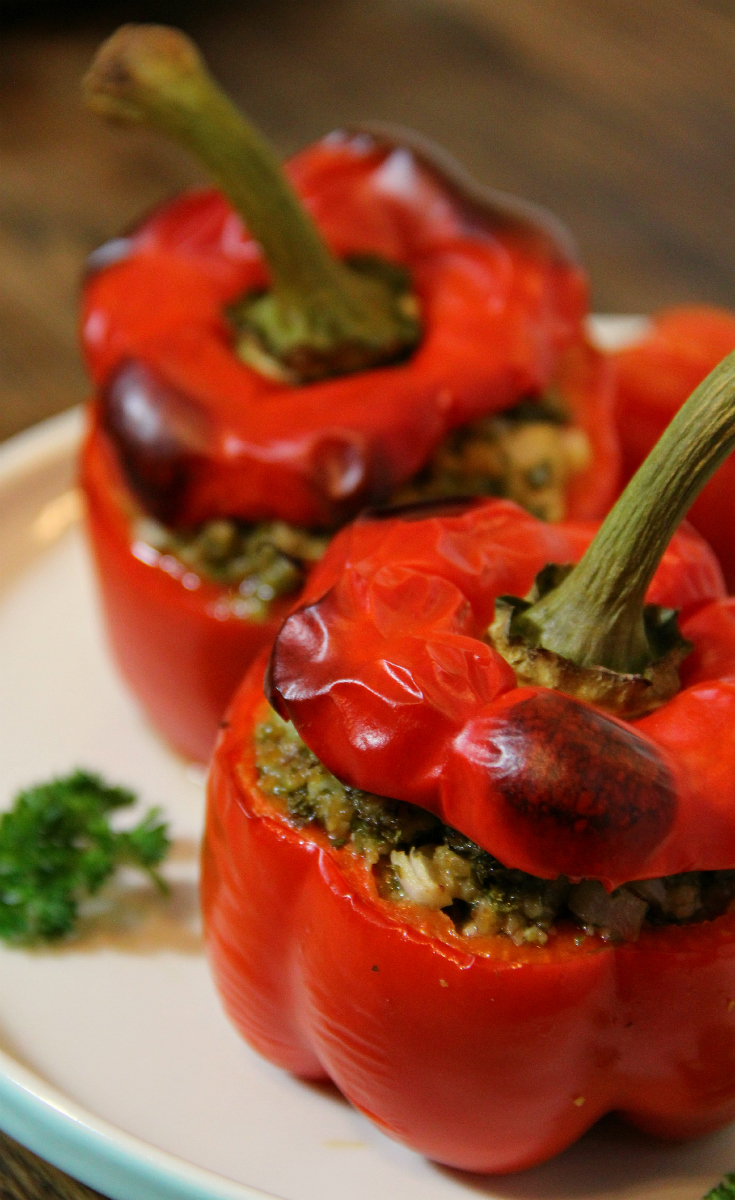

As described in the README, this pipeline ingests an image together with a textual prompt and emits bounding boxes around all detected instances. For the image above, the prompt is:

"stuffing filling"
[390,398,590,521]
[254,709,735,946]
[132,399,590,614]
[132,518,329,620]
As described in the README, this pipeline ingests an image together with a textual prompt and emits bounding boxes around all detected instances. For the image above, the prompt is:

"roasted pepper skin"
[203,648,735,1174]
[268,498,729,888]
[613,307,735,588]
[80,130,618,760]
[203,498,735,1170]
[81,132,616,528]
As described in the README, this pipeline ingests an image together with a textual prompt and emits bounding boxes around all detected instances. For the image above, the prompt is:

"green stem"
[513,350,735,673]
[83,24,418,379]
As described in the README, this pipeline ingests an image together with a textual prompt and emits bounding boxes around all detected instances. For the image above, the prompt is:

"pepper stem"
[511,351,735,674]
[83,24,419,381]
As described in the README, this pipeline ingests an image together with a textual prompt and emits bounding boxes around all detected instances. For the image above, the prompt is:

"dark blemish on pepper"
[371,964,379,972]
[490,692,676,877]
[101,360,211,525]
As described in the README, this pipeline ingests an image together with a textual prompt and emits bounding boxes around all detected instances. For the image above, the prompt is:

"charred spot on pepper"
[101,361,211,525]
[480,692,676,879]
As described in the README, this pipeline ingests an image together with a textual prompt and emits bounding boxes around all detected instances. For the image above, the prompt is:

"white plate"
[2,324,734,1200]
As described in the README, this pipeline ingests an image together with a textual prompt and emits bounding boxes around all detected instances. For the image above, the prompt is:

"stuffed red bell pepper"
[79,24,617,761]
[613,305,735,588]
[203,351,735,1173]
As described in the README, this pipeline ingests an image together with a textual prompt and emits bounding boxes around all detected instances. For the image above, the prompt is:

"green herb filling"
[254,711,735,947]
[132,400,590,615]
[390,397,590,522]
[133,517,329,619]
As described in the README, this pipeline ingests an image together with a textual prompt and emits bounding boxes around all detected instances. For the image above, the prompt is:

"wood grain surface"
[1,1,735,1196]
[2,0,735,445]
[0,1131,103,1199]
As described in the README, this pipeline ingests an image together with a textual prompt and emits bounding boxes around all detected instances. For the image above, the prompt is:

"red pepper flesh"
[80,425,292,761]
[81,131,618,759]
[613,306,735,588]
[82,132,616,527]
[203,645,735,1174]
[268,498,728,889]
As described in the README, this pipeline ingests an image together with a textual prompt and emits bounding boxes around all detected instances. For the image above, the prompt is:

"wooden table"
[1,0,734,1194]
[0,1131,103,1198]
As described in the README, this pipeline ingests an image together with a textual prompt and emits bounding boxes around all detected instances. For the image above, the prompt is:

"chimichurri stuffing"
[253,709,735,946]
[132,400,590,615]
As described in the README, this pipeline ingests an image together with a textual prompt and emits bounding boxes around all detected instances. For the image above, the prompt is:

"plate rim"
[0,408,282,1200]
[0,406,85,484]
[0,1047,281,1200]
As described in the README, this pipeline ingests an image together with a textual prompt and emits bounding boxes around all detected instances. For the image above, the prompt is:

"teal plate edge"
[0,1049,278,1200]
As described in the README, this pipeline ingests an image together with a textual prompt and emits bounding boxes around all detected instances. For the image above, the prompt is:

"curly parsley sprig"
[704,1174,735,1198]
[0,770,170,945]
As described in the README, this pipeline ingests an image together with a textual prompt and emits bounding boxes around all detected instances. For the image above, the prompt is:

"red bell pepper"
[203,351,735,1172]
[613,305,735,587]
[79,25,617,761]
[266,504,732,889]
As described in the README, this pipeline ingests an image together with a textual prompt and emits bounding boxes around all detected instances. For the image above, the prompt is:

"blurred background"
[1,0,735,443]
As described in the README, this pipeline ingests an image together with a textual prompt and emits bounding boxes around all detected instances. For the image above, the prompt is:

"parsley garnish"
[704,1175,735,1198]
[0,770,170,945]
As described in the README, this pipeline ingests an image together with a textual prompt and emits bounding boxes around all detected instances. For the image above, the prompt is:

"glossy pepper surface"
[613,306,735,587]
[203,482,735,1173]
[266,497,735,887]
[80,136,615,759]
[79,28,617,761]
[82,132,616,529]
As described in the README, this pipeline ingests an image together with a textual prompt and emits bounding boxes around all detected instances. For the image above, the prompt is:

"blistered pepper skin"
[202,654,735,1174]
[80,131,619,760]
[268,498,730,887]
[613,306,735,587]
